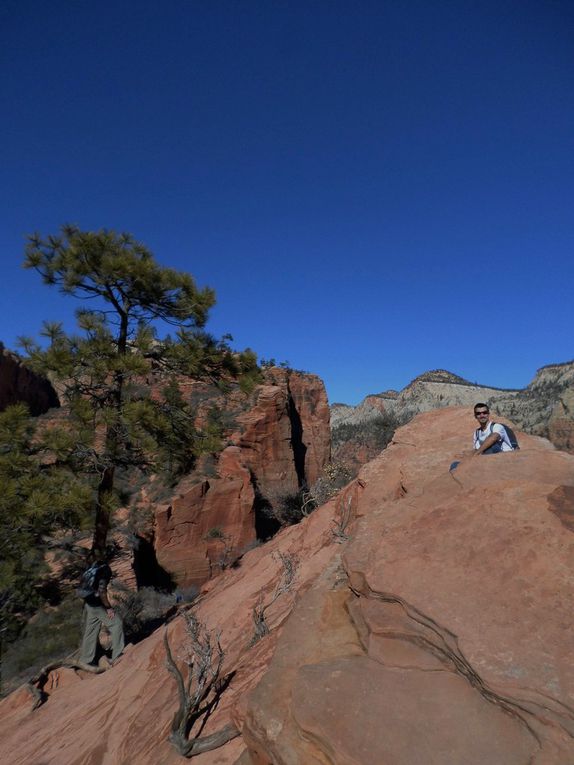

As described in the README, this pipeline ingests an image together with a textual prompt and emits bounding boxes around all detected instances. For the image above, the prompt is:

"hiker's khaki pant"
[80,603,124,664]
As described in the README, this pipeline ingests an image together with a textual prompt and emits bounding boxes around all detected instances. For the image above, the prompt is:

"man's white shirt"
[474,421,513,452]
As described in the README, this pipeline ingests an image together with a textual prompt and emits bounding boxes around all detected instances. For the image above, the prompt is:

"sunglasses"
[474,411,489,416]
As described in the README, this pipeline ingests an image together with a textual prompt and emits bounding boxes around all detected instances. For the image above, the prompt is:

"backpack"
[496,423,520,450]
[76,562,110,599]
[475,422,520,451]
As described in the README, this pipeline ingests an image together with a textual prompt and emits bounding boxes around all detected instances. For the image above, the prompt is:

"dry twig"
[250,552,298,646]
[331,494,353,543]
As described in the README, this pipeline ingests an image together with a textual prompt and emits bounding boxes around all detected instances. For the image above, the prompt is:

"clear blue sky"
[1,1,573,404]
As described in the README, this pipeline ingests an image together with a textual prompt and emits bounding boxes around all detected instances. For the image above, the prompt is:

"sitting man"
[472,402,514,455]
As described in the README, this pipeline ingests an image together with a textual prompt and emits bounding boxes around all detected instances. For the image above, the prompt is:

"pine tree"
[20,225,257,556]
[0,404,91,643]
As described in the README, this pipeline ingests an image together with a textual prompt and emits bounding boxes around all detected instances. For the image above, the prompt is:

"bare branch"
[26,658,106,710]
[164,616,238,758]
[331,494,353,543]
[249,552,298,646]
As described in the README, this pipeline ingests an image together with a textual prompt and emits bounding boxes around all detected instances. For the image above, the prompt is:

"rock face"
[2,407,574,764]
[153,369,331,588]
[0,344,59,415]
[243,410,574,764]
[495,360,574,453]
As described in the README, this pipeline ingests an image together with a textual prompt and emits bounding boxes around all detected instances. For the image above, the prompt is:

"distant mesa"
[407,368,472,385]
[331,362,574,470]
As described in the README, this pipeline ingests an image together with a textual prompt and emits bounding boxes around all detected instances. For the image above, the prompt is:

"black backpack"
[475,422,520,451]
[77,562,111,599]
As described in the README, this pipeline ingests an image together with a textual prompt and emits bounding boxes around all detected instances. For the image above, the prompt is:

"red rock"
[244,408,574,763]
[154,446,256,586]
[4,408,573,764]
[153,370,330,588]
[0,345,59,415]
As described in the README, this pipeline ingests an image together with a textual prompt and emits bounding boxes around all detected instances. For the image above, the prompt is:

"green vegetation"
[154,381,224,481]
[20,225,260,556]
[332,411,403,452]
[0,404,91,648]
[204,527,225,540]
[0,226,269,683]
[1,594,83,694]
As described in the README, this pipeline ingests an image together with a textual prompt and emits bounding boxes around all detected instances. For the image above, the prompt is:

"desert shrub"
[257,488,314,528]
[165,612,239,757]
[113,585,180,643]
[238,371,260,395]
[204,527,225,540]
[309,462,353,507]
[1,595,83,695]
[331,411,403,451]
[250,552,298,646]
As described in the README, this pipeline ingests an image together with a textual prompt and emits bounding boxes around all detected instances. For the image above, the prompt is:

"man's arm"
[474,431,501,455]
[97,580,115,619]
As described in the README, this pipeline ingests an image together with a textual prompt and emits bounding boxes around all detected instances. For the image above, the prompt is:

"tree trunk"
[92,309,127,557]
[92,464,115,557]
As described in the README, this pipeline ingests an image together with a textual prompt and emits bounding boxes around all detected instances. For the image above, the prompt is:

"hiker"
[472,403,517,455]
[78,558,125,667]
[450,403,518,471]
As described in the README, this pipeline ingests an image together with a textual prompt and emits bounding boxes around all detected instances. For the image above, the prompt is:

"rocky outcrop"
[494,360,574,453]
[0,344,59,415]
[153,369,331,588]
[242,411,574,764]
[3,408,574,764]
[154,446,256,586]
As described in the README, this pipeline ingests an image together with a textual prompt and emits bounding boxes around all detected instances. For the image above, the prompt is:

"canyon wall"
[153,369,331,587]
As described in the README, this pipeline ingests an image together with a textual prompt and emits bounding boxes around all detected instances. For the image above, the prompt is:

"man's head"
[474,403,490,425]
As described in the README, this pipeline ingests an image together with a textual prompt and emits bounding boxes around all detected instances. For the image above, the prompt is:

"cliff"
[151,367,331,588]
[0,344,59,415]
[494,360,574,453]
[2,407,574,764]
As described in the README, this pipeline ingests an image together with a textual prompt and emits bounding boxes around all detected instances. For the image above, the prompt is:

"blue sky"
[1,1,573,404]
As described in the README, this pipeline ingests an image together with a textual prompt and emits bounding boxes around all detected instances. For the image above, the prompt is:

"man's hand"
[454,450,475,461]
